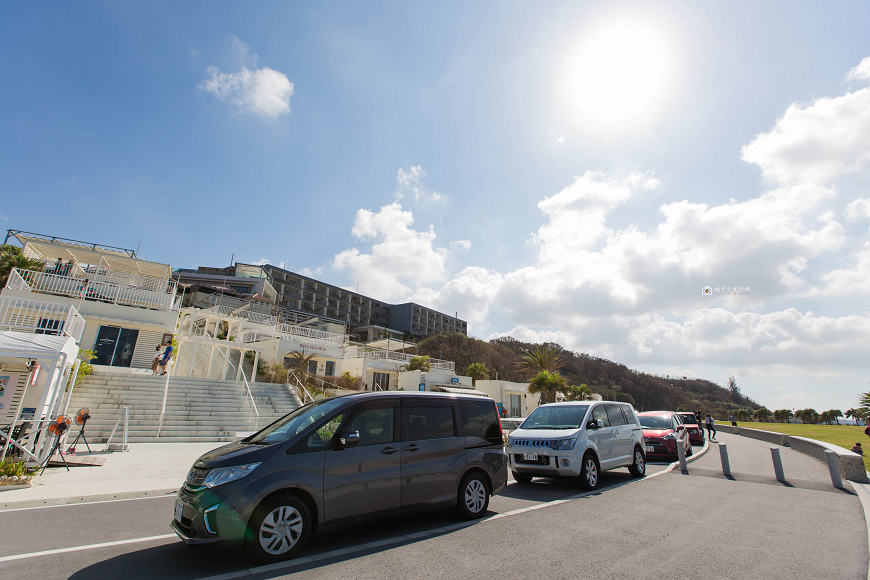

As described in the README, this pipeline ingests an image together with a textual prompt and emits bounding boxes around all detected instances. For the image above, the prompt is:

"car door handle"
[403,444,420,452]
[380,446,399,455]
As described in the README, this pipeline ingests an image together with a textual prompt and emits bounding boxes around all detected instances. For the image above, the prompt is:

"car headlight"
[550,439,576,450]
[201,462,261,488]
[507,437,517,446]
[662,433,676,441]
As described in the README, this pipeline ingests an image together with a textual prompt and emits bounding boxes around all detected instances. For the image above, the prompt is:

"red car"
[638,411,692,460]
[677,412,705,445]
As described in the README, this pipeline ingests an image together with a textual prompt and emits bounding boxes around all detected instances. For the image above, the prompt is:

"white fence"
[0,294,86,343]
[9,267,176,310]
[343,346,455,370]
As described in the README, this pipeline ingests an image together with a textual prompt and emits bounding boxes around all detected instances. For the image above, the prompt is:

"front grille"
[184,468,209,491]
[176,516,197,538]
[514,454,551,466]
[512,439,554,448]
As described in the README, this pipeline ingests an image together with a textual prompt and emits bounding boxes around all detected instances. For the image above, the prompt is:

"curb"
[0,488,179,511]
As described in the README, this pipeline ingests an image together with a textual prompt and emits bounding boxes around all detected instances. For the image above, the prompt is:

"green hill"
[417,334,760,415]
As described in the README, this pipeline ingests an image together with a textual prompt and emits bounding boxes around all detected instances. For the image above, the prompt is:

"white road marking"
[0,493,176,514]
[0,534,177,563]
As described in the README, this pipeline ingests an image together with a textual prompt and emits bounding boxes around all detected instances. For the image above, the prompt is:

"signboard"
[450,377,460,384]
[419,383,426,391]
[0,373,19,412]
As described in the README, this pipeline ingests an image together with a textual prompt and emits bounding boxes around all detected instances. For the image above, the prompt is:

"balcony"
[343,347,455,371]
[7,267,177,311]
[0,295,86,343]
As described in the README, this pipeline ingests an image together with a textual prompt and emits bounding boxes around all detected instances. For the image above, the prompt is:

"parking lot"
[1,434,865,580]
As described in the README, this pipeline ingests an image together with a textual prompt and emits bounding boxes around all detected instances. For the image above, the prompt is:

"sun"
[554,16,676,137]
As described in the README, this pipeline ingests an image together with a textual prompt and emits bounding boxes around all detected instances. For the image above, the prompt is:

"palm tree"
[829,409,843,425]
[565,384,594,401]
[407,356,431,372]
[753,407,771,423]
[465,363,489,386]
[528,370,568,405]
[0,245,44,287]
[819,410,831,425]
[846,409,862,425]
[516,345,567,376]
[773,409,793,423]
[285,350,316,385]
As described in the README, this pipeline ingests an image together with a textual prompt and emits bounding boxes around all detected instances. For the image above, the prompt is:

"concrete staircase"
[65,368,301,443]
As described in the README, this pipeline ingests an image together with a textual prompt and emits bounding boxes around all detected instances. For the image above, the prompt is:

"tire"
[512,471,534,484]
[456,472,490,519]
[245,494,312,563]
[579,452,600,491]
[686,444,693,457]
[628,446,646,478]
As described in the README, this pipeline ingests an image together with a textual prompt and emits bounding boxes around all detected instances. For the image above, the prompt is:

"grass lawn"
[717,421,870,471]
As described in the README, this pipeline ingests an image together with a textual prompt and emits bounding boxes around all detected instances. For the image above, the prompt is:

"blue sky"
[3,1,870,410]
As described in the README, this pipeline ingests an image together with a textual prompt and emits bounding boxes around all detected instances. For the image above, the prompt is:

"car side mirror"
[586,420,597,430]
[596,419,605,429]
[339,430,360,446]
[676,425,685,431]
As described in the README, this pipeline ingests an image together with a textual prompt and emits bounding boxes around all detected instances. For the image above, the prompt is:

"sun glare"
[556,17,675,136]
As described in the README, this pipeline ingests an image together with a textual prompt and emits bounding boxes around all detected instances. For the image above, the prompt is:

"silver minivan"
[506,401,646,489]
[172,391,507,562]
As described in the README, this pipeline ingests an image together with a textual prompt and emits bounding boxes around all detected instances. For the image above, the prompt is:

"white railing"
[240,369,259,430]
[0,295,86,343]
[9,267,176,311]
[275,323,346,346]
[343,347,455,371]
[205,305,278,326]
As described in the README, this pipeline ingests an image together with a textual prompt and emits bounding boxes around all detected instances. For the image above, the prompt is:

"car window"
[591,405,610,427]
[346,405,395,446]
[249,398,346,444]
[606,404,626,426]
[459,399,501,445]
[622,405,636,424]
[672,416,681,431]
[306,411,346,449]
[638,415,672,429]
[405,406,455,440]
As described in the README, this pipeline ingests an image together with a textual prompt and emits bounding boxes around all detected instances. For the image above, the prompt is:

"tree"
[727,376,741,403]
[465,363,489,386]
[773,409,793,423]
[516,345,567,376]
[528,371,568,405]
[753,407,772,423]
[846,408,862,425]
[735,409,751,422]
[336,371,363,391]
[796,408,820,424]
[859,392,870,423]
[819,411,831,425]
[565,384,594,401]
[0,244,44,288]
[828,409,843,425]
[285,350,316,385]
[407,356,431,372]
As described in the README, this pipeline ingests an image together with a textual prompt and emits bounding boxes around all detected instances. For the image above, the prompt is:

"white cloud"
[198,38,294,119]
[846,198,870,220]
[846,56,870,82]
[299,266,325,278]
[251,258,271,266]
[741,85,870,185]
[0,214,8,221]
[333,202,449,301]
[395,165,444,202]
[449,240,472,252]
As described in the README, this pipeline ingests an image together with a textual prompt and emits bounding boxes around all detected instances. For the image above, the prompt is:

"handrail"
[288,369,317,405]
[155,359,173,437]
[240,368,259,430]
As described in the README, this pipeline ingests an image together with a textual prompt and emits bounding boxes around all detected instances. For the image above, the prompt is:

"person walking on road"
[705,413,716,441]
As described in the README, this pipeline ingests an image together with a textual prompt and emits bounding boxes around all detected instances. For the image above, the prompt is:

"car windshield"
[639,415,673,430]
[678,414,697,425]
[520,406,589,430]
[247,398,347,444]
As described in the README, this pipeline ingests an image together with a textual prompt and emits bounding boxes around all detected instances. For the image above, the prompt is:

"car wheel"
[629,446,646,478]
[245,494,311,563]
[579,452,600,491]
[686,443,693,457]
[512,471,533,484]
[456,472,490,519]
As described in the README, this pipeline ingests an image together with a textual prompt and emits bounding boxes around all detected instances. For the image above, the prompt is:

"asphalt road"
[0,441,864,580]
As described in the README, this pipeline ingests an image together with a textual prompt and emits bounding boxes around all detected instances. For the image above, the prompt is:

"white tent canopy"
[0,331,78,359]
[432,385,491,397]
[17,234,171,279]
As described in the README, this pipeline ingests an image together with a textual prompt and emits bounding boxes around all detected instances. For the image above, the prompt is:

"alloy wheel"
[258,506,304,555]
[585,457,598,487]
[464,479,487,514]
[635,450,645,473]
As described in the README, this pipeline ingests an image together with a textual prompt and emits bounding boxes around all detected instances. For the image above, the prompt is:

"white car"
[506,401,646,490]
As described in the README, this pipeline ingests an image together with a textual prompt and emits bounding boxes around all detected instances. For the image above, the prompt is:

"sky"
[2,1,870,411]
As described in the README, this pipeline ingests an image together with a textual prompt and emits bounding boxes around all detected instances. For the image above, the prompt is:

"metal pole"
[824,450,844,489]
[676,438,688,473]
[770,448,785,482]
[719,443,731,476]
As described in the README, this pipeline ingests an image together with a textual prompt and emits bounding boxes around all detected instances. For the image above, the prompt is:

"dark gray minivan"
[171,391,507,562]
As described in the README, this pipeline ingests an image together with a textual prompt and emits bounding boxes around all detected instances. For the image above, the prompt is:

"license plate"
[645,446,654,453]
[523,451,539,461]
[174,500,184,523]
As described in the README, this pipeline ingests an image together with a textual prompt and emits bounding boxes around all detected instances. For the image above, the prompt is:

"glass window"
[459,400,501,444]
[521,405,590,429]
[308,361,318,375]
[249,398,346,445]
[307,412,345,449]
[405,406,455,440]
[372,372,390,390]
[325,361,335,377]
[346,405,394,446]
[93,326,139,367]
[622,405,637,424]
[638,415,673,430]
[509,394,522,418]
[591,405,610,427]
[606,404,627,426]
